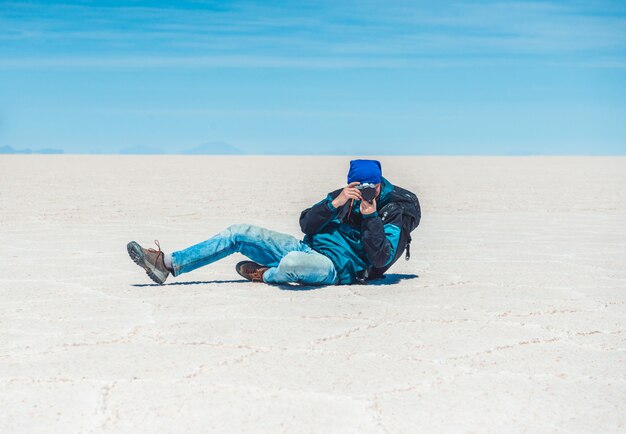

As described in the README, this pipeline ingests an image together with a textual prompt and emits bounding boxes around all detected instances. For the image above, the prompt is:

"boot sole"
[127,241,167,285]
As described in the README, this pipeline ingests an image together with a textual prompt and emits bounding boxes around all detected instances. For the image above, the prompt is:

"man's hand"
[360,197,377,215]
[331,182,362,208]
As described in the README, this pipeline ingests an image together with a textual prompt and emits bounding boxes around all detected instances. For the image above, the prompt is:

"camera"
[356,183,377,202]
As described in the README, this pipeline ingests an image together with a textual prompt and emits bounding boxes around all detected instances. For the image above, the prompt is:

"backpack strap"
[355,268,369,285]
[405,235,411,260]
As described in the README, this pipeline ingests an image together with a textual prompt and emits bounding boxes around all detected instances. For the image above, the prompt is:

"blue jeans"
[170,224,338,285]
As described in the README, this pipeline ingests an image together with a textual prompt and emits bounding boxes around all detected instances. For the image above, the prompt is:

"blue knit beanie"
[347,159,382,184]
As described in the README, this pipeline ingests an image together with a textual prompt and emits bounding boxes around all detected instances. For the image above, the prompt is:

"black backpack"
[367,185,421,280]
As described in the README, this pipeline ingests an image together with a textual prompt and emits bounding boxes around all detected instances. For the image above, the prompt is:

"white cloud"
[1,0,624,68]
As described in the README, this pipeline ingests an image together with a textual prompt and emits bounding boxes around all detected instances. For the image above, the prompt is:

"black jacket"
[300,177,420,284]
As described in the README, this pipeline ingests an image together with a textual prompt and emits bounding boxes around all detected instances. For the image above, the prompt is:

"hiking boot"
[127,240,170,284]
[236,261,269,283]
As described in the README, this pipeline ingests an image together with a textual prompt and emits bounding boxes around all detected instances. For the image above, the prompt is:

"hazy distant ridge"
[0,145,64,154]
[0,142,246,155]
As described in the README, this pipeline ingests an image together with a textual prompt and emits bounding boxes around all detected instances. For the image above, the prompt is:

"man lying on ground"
[127,159,420,286]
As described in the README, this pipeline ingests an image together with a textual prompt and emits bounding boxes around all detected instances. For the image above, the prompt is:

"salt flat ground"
[0,156,624,433]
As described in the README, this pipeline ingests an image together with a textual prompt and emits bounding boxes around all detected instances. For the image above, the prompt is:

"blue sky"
[1,0,625,154]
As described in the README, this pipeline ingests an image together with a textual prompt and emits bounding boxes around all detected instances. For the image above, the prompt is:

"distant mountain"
[0,145,64,154]
[0,146,30,154]
[119,146,165,154]
[182,142,244,155]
